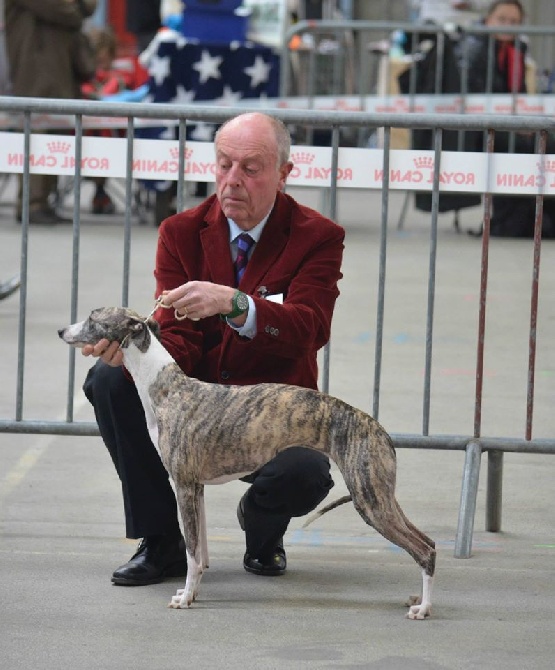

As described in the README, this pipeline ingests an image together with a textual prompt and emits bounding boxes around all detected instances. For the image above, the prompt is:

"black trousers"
[83,361,334,560]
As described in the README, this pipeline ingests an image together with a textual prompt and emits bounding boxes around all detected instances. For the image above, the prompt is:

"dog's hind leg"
[351,495,436,620]
[168,482,205,609]
[199,491,209,570]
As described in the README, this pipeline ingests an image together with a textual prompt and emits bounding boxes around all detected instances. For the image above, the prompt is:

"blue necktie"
[234,233,254,286]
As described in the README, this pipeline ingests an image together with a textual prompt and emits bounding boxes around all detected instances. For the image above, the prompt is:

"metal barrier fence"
[280,20,555,104]
[0,96,554,560]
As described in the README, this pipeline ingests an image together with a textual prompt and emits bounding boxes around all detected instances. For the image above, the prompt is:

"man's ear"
[278,161,294,191]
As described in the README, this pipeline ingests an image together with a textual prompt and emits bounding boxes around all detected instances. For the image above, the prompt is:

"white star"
[192,50,223,85]
[216,85,243,106]
[244,56,271,89]
[149,53,171,86]
[189,122,216,142]
[173,85,196,105]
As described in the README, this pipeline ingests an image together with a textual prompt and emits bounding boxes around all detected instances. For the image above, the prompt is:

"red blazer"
[154,191,345,390]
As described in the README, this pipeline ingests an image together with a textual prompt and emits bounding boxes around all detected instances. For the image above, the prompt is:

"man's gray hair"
[214,113,291,168]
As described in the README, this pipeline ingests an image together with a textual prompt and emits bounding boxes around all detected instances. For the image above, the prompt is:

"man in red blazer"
[83,112,345,586]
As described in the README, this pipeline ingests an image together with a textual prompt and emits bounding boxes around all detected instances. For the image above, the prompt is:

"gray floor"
[1,179,554,669]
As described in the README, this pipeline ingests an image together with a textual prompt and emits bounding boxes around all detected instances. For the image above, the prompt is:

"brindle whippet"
[59,306,436,619]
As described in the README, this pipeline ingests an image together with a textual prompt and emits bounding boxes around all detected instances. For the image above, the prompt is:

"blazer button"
[221,371,230,381]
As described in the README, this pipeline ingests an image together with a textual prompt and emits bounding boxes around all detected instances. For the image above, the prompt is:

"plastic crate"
[181,8,249,43]
[183,0,243,13]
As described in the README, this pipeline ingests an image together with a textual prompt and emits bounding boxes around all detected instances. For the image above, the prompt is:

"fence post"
[454,439,482,558]
[485,450,503,532]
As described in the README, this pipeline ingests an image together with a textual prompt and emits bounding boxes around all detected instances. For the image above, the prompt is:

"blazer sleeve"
[152,219,206,374]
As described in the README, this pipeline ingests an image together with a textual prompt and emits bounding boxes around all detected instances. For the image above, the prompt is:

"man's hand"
[162,281,237,320]
[81,339,124,367]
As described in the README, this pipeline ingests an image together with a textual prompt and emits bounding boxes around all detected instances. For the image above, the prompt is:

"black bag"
[490,196,555,238]
[71,31,96,84]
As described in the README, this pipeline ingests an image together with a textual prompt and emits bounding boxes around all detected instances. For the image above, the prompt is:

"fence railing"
[1,96,554,560]
[280,19,555,103]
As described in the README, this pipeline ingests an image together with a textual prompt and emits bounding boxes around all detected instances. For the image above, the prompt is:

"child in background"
[82,27,135,215]
[82,27,135,100]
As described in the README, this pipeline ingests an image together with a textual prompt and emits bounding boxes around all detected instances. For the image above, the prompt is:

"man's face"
[215,116,292,231]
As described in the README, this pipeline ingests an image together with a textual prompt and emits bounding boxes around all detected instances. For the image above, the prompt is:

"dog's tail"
[302,495,352,528]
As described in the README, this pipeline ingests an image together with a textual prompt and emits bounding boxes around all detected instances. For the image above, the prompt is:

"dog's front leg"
[168,482,204,609]
[407,570,433,620]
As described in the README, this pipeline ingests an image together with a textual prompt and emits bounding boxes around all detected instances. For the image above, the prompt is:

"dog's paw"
[168,587,196,609]
[406,603,431,620]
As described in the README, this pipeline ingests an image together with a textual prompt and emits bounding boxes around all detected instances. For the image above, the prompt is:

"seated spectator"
[463,0,555,237]
[463,0,527,96]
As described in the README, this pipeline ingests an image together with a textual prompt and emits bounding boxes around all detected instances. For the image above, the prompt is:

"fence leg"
[485,450,503,532]
[397,191,411,230]
[454,440,482,559]
[319,187,332,219]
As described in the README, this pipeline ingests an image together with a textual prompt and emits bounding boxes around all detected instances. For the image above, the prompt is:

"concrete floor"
[1,179,554,669]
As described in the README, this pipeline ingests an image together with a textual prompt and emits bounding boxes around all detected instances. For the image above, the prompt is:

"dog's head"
[58,307,160,350]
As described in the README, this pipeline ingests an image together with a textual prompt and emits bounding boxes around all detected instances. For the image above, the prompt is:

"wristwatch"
[221,290,249,319]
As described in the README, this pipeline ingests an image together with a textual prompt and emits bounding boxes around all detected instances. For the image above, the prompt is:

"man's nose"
[226,164,242,185]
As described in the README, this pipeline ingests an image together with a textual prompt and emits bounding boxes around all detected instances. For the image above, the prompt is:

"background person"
[464,0,555,237]
[125,0,161,53]
[81,26,135,215]
[5,0,97,225]
[81,112,345,586]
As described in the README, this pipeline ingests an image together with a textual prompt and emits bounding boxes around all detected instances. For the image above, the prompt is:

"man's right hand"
[81,339,124,367]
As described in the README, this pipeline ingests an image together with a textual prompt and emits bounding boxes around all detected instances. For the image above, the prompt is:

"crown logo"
[291,152,315,165]
[170,147,193,160]
[394,99,409,112]
[47,141,71,154]
[536,160,555,173]
[414,156,434,170]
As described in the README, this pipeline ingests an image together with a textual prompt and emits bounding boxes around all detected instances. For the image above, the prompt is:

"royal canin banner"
[1,131,555,195]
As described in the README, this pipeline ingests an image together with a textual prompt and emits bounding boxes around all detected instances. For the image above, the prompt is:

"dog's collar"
[119,332,133,349]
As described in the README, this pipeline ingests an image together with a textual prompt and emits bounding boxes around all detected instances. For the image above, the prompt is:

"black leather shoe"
[111,534,187,586]
[237,493,286,576]
[243,541,287,577]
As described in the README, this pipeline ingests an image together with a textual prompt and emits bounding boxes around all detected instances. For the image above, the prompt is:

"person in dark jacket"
[126,0,161,52]
[5,0,97,224]
[463,0,555,237]
[463,0,526,97]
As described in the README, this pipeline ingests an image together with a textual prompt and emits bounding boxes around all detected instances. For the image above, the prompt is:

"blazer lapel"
[201,200,235,287]
[200,193,291,291]
[240,193,290,292]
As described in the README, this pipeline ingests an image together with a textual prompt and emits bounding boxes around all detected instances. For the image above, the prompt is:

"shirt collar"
[228,207,273,245]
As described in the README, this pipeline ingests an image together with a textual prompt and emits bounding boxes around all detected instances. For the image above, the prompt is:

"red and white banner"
[1,131,555,195]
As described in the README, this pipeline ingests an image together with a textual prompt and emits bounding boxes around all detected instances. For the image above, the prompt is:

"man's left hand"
[162,281,237,320]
